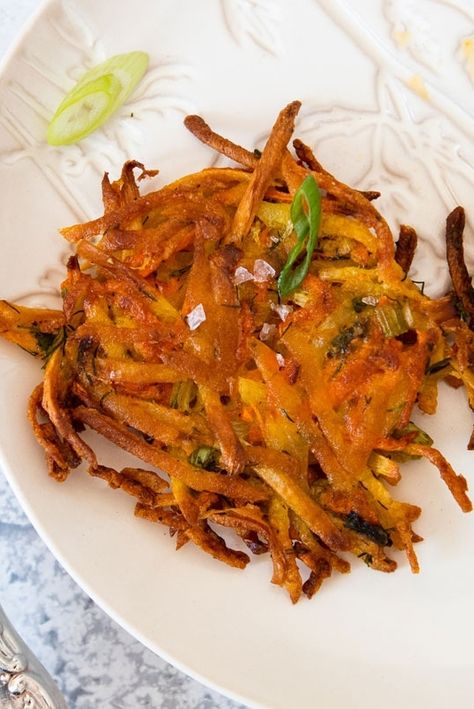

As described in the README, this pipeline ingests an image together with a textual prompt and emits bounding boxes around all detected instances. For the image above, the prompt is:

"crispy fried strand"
[184,115,256,169]
[229,101,301,244]
[395,224,418,273]
[405,443,472,513]
[446,206,474,325]
[72,405,269,502]
[42,349,96,466]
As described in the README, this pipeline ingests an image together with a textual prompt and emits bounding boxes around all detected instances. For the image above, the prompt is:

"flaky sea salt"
[253,259,276,283]
[275,353,285,368]
[272,303,293,321]
[259,323,276,341]
[234,266,254,285]
[361,295,378,306]
[185,303,206,331]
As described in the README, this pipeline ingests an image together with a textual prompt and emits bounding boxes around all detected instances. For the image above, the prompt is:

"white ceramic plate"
[1,1,474,707]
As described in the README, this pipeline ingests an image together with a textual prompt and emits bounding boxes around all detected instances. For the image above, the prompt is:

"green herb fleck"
[327,321,366,358]
[189,446,220,471]
[352,297,367,313]
[30,326,67,364]
[33,330,57,354]
[345,511,391,547]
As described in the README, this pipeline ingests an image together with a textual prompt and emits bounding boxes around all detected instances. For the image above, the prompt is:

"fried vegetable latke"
[1,101,473,602]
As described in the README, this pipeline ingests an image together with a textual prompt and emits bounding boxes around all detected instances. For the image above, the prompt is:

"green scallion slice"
[47,74,121,146]
[189,446,221,471]
[46,51,149,146]
[277,174,321,299]
[374,303,409,338]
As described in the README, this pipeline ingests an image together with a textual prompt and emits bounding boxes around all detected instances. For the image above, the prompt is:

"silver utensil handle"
[0,602,67,708]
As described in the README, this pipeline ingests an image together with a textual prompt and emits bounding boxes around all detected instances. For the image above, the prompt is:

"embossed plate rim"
[0,2,473,708]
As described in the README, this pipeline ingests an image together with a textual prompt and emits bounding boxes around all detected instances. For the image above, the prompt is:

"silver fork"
[0,602,67,708]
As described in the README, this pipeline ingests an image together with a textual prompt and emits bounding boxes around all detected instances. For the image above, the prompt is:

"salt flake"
[234,266,254,285]
[186,303,206,331]
[253,259,276,283]
[259,323,276,341]
[276,353,285,368]
[272,303,293,321]
[361,296,378,306]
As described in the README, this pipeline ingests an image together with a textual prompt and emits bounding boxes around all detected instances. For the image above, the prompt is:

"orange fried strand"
[72,405,269,502]
[229,101,301,244]
[184,114,257,169]
[446,206,474,326]
[405,444,472,513]
[395,224,418,274]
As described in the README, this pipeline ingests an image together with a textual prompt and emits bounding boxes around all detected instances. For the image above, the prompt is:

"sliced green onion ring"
[277,174,321,299]
[46,51,149,146]
[47,74,121,146]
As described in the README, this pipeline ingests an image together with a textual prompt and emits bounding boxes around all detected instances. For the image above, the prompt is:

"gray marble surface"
[0,1,243,707]
[0,476,242,709]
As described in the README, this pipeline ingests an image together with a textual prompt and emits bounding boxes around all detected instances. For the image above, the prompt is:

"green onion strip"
[47,51,149,146]
[277,174,321,299]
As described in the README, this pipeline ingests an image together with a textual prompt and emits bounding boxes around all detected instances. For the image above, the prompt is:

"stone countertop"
[0,2,243,707]
[0,475,242,708]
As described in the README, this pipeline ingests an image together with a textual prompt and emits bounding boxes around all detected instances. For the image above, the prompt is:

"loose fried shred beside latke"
[1,101,473,602]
